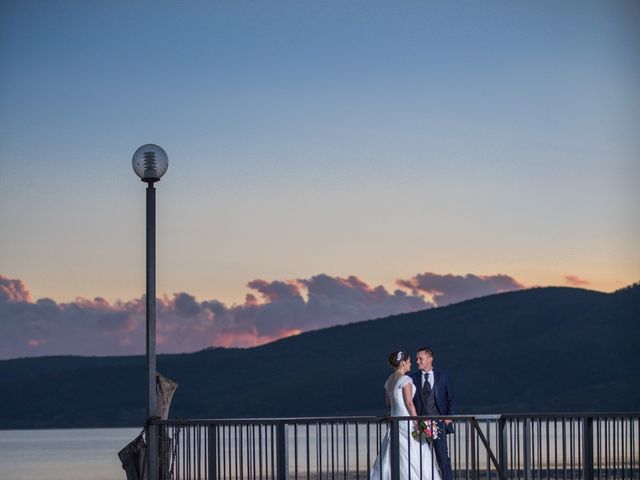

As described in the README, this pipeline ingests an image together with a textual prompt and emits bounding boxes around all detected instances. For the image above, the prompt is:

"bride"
[370,351,442,480]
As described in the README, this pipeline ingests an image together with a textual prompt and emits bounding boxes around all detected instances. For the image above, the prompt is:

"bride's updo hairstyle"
[388,351,409,368]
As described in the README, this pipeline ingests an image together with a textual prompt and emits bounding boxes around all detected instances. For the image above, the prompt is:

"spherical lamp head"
[132,144,169,183]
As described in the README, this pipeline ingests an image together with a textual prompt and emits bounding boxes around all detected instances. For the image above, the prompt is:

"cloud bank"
[397,272,524,306]
[0,272,524,359]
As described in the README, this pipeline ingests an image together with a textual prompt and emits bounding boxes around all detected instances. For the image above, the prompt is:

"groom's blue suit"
[410,369,455,480]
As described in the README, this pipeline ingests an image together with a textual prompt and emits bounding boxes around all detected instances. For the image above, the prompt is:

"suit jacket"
[410,368,455,434]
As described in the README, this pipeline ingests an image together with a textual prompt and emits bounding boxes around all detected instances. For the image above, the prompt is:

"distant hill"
[1,285,639,429]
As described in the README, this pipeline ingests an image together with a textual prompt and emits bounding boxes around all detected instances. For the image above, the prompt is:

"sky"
[1,1,638,359]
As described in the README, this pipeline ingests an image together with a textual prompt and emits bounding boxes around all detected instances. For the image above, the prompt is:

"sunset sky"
[1,1,638,358]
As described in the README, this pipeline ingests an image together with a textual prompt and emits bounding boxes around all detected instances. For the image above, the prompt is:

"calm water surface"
[0,428,140,480]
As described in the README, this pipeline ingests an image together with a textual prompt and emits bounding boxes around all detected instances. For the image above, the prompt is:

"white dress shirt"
[421,369,434,389]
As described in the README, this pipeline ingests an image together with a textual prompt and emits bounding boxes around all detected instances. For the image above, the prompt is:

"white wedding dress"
[369,375,442,480]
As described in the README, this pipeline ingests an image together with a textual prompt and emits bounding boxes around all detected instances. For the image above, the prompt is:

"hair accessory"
[396,351,403,363]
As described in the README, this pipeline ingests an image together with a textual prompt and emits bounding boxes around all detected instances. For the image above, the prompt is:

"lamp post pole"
[132,144,169,480]
[146,180,159,480]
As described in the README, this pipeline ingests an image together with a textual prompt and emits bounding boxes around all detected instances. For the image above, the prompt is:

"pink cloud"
[0,275,31,303]
[564,275,591,287]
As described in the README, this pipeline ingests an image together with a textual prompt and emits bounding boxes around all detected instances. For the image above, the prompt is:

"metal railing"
[497,414,639,480]
[148,413,640,480]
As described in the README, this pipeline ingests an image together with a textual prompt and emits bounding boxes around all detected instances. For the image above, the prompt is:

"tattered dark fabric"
[118,434,146,480]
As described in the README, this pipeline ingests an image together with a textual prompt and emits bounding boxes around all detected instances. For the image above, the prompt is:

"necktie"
[422,372,431,397]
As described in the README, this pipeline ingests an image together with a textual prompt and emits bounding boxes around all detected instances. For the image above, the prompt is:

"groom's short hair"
[417,347,434,358]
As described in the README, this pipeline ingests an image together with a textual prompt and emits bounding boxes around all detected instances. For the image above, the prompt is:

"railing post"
[158,424,169,480]
[147,423,158,480]
[523,419,532,480]
[470,419,477,480]
[583,416,594,480]
[208,424,217,480]
[498,417,507,475]
[276,422,289,480]
[390,419,400,480]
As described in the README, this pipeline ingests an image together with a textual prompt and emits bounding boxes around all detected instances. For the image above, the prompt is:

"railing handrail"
[151,412,640,425]
[498,412,640,419]
[153,415,478,425]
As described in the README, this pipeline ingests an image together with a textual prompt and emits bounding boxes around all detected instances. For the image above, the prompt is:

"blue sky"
[0,1,638,356]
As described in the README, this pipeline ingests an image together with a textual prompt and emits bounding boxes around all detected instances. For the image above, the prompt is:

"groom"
[410,347,455,480]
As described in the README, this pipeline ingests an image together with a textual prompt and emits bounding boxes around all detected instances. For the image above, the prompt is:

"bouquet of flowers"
[411,419,440,442]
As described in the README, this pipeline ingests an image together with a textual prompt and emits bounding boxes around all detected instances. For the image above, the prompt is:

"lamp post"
[132,144,169,480]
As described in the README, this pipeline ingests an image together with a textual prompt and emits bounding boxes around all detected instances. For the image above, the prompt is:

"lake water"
[0,428,140,480]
